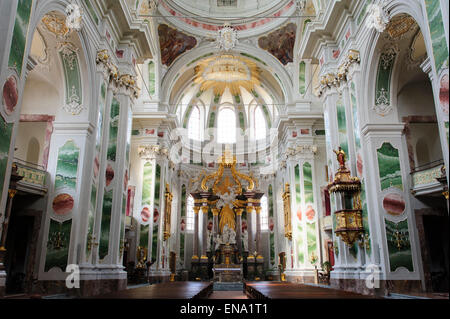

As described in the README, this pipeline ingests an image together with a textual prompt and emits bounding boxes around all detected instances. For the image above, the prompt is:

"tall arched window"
[217,107,236,143]
[254,106,266,140]
[186,195,195,231]
[188,106,201,141]
[261,195,269,231]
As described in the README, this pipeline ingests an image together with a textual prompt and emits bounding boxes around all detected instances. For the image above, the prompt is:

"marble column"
[235,208,243,255]
[255,206,262,257]
[247,206,255,258]
[192,206,200,260]
[200,206,209,260]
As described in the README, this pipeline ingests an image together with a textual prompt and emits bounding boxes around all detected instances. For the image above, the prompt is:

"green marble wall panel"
[86,184,96,259]
[83,0,99,24]
[183,105,192,128]
[350,82,361,150]
[385,219,413,272]
[107,98,120,161]
[336,99,348,155]
[140,224,149,248]
[303,162,314,204]
[45,219,72,271]
[99,190,113,260]
[239,112,245,132]
[425,0,449,73]
[55,140,80,190]
[297,223,304,264]
[294,164,301,206]
[208,112,215,128]
[377,143,403,191]
[299,61,306,95]
[142,162,153,206]
[0,116,13,200]
[148,61,156,95]
[261,105,271,127]
[8,0,33,76]
[306,222,317,263]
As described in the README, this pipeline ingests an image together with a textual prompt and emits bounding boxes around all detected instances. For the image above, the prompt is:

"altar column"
[255,206,262,257]
[200,206,209,260]
[192,207,200,260]
[235,208,243,255]
[247,206,255,257]
[212,207,219,241]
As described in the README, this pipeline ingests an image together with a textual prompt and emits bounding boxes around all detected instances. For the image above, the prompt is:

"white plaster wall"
[13,122,47,166]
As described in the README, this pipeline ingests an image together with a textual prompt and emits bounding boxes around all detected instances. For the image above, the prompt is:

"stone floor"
[208,291,248,299]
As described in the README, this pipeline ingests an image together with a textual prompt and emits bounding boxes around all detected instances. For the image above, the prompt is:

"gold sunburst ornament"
[194,54,261,96]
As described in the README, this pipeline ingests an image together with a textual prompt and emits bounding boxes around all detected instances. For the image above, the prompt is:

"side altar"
[189,152,264,282]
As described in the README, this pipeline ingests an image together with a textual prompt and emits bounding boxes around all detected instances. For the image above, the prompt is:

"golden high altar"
[189,152,264,282]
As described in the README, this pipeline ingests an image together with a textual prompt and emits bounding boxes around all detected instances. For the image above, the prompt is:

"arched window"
[254,106,266,140]
[217,107,236,143]
[188,106,201,141]
[186,195,195,231]
[261,195,269,231]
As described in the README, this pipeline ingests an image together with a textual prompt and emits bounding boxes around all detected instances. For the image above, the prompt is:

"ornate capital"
[193,206,200,214]
[201,206,209,214]
[139,144,159,160]
[318,50,360,97]
[65,1,83,32]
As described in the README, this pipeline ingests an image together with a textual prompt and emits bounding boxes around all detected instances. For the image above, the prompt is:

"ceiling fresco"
[258,22,297,65]
[158,24,197,66]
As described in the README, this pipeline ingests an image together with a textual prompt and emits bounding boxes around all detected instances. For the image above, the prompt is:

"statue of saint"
[333,147,347,169]
[221,224,236,245]
[242,229,248,251]
[214,234,222,251]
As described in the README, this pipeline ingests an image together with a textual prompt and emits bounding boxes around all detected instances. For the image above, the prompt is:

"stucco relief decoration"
[385,14,417,41]
[295,0,306,12]
[42,13,70,39]
[440,73,449,115]
[374,45,398,116]
[365,2,389,33]
[216,24,238,52]
[258,23,296,65]
[59,42,84,115]
[65,1,83,32]
[158,24,197,66]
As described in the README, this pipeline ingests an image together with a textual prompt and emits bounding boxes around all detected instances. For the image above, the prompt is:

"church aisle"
[208,291,248,299]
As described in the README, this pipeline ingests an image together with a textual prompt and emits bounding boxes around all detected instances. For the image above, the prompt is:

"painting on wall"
[258,23,296,65]
[377,142,403,191]
[3,76,19,115]
[0,115,13,200]
[424,0,449,73]
[52,193,74,216]
[45,219,72,272]
[383,193,406,216]
[8,0,33,77]
[385,219,414,272]
[55,140,80,190]
[158,24,197,67]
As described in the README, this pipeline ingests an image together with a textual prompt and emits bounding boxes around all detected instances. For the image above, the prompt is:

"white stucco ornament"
[216,24,238,52]
[65,1,83,32]
[296,0,307,12]
[365,3,389,33]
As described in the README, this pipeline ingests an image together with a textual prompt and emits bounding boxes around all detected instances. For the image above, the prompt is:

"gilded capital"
[201,206,209,214]
[235,208,244,216]
[212,208,219,216]
[139,144,159,160]
[193,206,201,214]
[255,207,262,214]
